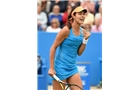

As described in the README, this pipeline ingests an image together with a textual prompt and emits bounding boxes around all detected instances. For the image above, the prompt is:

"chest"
[37,14,44,21]
[62,32,83,47]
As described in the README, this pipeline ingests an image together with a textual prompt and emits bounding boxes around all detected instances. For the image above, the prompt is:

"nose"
[82,15,85,19]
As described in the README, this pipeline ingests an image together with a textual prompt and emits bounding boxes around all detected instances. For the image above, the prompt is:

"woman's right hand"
[48,68,56,77]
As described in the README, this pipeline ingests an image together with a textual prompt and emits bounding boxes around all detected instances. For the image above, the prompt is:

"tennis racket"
[53,74,83,90]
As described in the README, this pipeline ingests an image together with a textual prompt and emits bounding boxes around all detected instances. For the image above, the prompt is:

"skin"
[53,5,60,15]
[95,18,100,29]
[81,0,95,13]
[48,10,91,90]
[37,5,41,26]
[67,5,72,15]
[83,24,91,32]
[37,5,46,31]
[41,0,47,11]
[51,19,60,29]
[37,5,41,14]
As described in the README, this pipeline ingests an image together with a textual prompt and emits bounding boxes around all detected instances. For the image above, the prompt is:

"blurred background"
[37,0,102,90]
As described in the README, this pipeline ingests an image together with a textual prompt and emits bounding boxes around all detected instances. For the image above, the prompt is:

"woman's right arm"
[48,26,70,76]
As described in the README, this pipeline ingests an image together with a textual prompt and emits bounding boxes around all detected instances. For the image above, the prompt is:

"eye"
[83,13,85,15]
[77,12,82,15]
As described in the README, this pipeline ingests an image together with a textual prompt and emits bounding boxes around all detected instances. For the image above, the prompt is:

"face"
[37,5,41,14]
[95,19,100,26]
[84,24,91,31]
[53,5,60,14]
[99,6,102,14]
[41,1,47,10]
[73,11,86,24]
[67,5,72,14]
[51,20,59,28]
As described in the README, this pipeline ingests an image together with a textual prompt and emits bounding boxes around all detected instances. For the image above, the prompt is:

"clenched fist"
[83,29,91,40]
[48,68,56,77]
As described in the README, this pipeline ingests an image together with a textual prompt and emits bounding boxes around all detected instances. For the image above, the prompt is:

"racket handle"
[53,74,60,81]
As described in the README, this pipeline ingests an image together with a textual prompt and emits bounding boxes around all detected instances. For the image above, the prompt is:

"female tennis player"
[48,6,91,90]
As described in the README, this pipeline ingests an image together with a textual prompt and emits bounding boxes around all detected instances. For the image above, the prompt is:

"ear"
[72,14,76,19]
[72,16,75,20]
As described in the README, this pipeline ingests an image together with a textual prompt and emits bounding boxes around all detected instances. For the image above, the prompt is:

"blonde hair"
[51,18,60,28]
[37,0,42,6]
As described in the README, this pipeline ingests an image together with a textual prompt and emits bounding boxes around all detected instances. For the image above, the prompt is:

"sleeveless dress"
[54,27,83,80]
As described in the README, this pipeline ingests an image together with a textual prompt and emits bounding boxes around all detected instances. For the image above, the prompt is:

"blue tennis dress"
[54,27,83,80]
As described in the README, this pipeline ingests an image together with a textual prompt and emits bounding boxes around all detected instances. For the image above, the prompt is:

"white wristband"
[83,38,88,44]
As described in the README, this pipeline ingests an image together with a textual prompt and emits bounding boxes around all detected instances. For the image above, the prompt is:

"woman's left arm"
[77,29,91,56]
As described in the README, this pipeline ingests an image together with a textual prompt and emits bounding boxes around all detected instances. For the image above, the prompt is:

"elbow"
[50,46,56,52]
[78,52,82,56]
[78,54,82,56]
[50,47,53,52]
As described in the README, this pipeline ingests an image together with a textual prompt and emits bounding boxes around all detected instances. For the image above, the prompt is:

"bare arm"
[77,43,86,56]
[77,29,91,56]
[49,26,70,69]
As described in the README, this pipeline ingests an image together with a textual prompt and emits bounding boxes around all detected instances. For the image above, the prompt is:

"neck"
[52,26,57,29]
[72,21,80,31]
[38,11,41,15]
[54,12,59,15]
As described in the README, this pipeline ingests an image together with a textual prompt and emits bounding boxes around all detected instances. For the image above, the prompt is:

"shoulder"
[57,26,70,38]
[49,13,55,17]
[60,26,70,34]
[58,14,63,17]
[40,12,46,16]
[46,26,52,32]
[58,28,61,31]
[47,26,51,29]
[95,13,101,19]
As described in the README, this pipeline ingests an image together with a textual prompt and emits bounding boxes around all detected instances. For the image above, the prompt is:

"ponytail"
[66,15,73,29]
[66,6,77,29]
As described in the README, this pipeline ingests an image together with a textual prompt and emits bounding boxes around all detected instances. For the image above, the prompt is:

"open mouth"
[80,18,84,22]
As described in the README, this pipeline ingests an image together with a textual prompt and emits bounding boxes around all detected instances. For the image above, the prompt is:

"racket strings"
[59,81,83,90]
